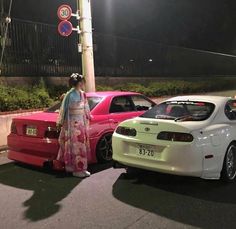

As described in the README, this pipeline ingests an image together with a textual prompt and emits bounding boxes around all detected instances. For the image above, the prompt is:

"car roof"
[166,95,231,105]
[86,91,140,97]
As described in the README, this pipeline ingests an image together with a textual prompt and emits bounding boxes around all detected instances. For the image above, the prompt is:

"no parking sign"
[58,20,73,37]
[57,4,81,37]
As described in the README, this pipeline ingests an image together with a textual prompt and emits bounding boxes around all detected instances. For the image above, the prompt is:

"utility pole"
[77,0,95,92]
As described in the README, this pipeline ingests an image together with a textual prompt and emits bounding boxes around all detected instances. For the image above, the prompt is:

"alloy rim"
[98,134,113,161]
[226,145,236,180]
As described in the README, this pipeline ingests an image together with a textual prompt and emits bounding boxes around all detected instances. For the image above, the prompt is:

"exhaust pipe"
[52,160,65,171]
[43,160,53,170]
[113,161,126,169]
[43,160,65,171]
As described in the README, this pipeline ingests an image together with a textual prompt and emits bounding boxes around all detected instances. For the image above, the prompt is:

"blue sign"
[58,20,73,37]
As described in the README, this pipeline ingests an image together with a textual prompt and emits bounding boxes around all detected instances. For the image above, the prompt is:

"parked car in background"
[7,91,155,170]
[113,95,236,182]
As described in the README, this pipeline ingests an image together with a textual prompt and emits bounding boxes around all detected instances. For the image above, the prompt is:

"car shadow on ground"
[0,162,81,222]
[88,161,113,174]
[112,169,236,228]
[0,161,112,222]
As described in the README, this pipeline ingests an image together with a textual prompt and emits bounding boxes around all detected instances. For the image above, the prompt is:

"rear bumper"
[7,134,59,157]
[113,156,202,177]
[7,133,99,167]
[8,150,65,171]
[112,133,204,178]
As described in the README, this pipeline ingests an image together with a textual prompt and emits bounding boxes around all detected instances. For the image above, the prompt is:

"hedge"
[110,78,236,97]
[0,84,53,112]
[1,77,236,112]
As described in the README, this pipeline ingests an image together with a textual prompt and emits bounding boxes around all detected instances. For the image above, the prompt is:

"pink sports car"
[7,91,155,170]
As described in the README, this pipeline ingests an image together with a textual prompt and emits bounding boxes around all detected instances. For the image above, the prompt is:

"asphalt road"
[1,155,236,229]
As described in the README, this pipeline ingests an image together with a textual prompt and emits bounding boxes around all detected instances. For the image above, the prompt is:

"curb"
[0,145,8,151]
[0,108,44,116]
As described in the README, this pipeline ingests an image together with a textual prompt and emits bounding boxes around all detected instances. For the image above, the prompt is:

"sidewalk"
[0,110,43,165]
[0,110,42,148]
[0,149,11,165]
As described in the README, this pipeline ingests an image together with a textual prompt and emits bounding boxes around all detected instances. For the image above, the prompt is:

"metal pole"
[77,0,95,92]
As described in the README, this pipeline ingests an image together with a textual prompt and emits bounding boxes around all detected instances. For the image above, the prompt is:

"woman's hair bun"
[69,73,84,86]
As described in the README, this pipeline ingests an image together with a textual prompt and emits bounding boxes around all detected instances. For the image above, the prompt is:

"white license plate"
[137,144,155,157]
[26,126,37,136]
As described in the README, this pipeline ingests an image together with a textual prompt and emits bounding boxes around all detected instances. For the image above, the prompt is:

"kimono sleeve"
[83,92,92,120]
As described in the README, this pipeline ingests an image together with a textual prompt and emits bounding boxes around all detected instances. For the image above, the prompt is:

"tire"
[96,133,113,163]
[221,143,236,182]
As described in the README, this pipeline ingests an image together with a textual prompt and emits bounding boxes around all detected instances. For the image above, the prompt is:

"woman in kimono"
[57,73,91,178]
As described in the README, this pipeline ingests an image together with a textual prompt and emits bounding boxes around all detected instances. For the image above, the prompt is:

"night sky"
[6,0,236,54]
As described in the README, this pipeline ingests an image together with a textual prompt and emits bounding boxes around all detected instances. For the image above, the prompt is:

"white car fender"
[199,124,232,179]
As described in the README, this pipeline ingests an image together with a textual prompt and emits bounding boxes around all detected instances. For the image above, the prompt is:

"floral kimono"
[57,88,91,172]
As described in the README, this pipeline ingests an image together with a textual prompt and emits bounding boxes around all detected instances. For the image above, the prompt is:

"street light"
[77,0,95,92]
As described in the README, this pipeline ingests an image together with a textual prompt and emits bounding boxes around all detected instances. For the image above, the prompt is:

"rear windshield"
[140,101,215,121]
[46,96,103,113]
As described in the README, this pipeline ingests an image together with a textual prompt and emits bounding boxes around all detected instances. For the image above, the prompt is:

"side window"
[225,100,236,120]
[131,95,153,111]
[109,96,134,113]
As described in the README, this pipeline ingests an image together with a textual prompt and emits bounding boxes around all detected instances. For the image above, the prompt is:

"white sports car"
[112,95,236,182]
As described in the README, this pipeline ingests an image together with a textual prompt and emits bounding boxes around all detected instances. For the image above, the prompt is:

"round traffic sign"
[58,20,73,37]
[57,4,72,21]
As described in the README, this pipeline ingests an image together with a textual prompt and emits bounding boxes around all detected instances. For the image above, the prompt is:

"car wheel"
[96,133,113,163]
[221,144,236,182]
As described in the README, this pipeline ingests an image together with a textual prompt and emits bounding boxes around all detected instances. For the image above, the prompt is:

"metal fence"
[1,18,81,76]
[1,18,236,77]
